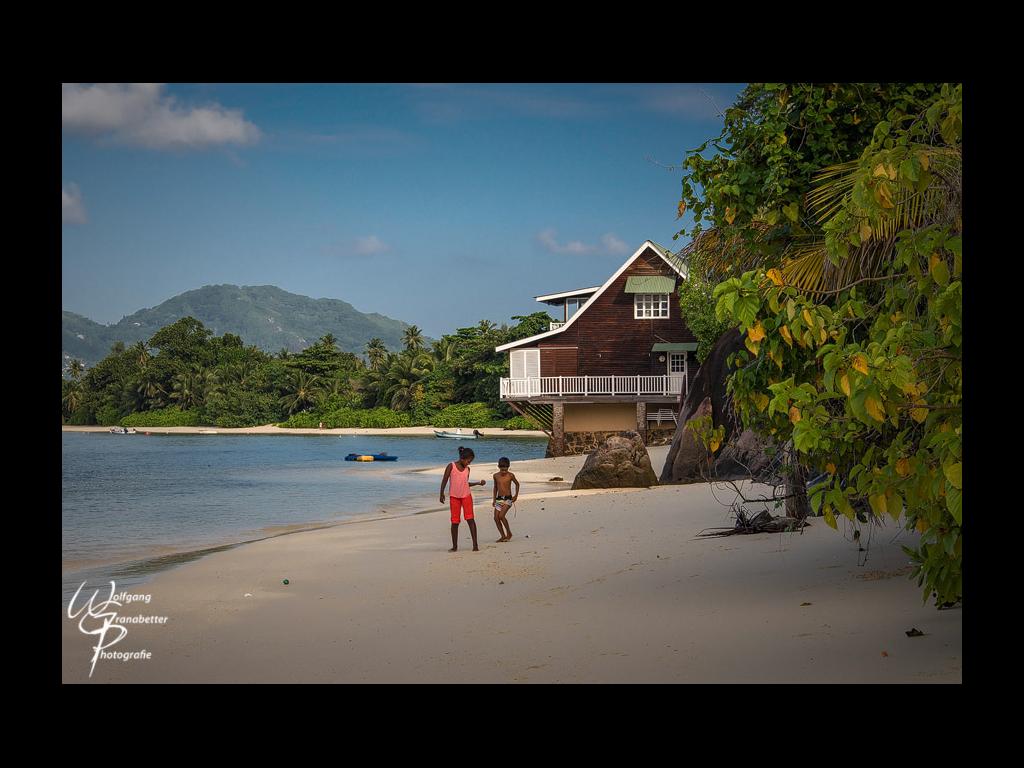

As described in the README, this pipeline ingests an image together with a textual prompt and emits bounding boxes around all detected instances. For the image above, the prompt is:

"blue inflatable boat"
[345,453,398,462]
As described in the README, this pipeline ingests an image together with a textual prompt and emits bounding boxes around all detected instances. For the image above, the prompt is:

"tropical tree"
[432,338,456,364]
[677,82,961,606]
[402,325,425,352]
[380,351,433,411]
[364,338,388,371]
[62,379,83,418]
[66,358,85,381]
[279,370,324,415]
[319,333,338,349]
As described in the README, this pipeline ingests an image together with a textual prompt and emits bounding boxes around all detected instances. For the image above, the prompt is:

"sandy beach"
[61,425,549,438]
[61,445,961,683]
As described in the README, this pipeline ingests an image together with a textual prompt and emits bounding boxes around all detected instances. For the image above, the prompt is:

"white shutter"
[525,349,540,378]
[510,350,525,379]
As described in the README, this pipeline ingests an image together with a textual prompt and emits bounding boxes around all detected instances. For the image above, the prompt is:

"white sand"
[61,445,961,683]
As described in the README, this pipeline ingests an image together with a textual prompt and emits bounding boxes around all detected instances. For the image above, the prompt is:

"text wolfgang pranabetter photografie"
[67,581,169,678]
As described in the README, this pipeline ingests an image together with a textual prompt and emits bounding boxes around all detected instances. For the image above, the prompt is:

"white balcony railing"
[549,321,566,331]
[500,374,686,400]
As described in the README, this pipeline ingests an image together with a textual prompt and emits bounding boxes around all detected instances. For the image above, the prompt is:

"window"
[669,352,686,373]
[565,297,587,320]
[510,349,540,379]
[634,293,670,319]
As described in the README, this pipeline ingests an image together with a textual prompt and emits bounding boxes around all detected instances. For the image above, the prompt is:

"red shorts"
[449,495,474,523]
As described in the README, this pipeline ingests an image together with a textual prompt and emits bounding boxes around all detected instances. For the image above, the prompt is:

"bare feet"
[448,547,457,552]
[472,545,479,551]
[496,537,507,543]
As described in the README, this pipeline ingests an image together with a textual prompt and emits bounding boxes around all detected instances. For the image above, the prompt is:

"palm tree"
[402,325,424,352]
[129,341,150,369]
[432,338,456,364]
[319,333,338,349]
[67,359,85,381]
[279,370,323,415]
[365,338,388,371]
[169,365,213,411]
[381,351,433,411]
[62,379,83,418]
[277,348,291,360]
[136,367,167,408]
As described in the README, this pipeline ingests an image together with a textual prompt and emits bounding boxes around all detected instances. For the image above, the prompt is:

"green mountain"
[62,285,418,367]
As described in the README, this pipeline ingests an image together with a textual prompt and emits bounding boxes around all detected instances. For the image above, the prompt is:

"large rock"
[572,431,658,490]
[665,396,714,483]
[661,329,744,483]
[714,428,779,481]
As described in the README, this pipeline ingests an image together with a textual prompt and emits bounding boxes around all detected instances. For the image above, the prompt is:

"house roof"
[496,240,688,353]
[533,286,602,303]
[624,275,677,294]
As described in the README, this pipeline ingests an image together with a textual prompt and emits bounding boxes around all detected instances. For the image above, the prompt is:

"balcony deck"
[500,374,686,402]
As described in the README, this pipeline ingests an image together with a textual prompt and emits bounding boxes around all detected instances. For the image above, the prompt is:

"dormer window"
[565,297,586,320]
[634,293,670,319]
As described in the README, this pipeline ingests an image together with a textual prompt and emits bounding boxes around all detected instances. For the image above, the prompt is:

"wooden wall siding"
[540,346,578,376]
[525,247,696,377]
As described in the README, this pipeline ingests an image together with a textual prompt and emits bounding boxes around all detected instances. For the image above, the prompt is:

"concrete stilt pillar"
[552,402,565,457]
[636,401,647,444]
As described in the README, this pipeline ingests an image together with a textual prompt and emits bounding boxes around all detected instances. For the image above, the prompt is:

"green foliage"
[292,407,412,429]
[677,278,731,363]
[121,407,204,427]
[95,405,122,426]
[677,83,946,244]
[704,84,962,606]
[432,402,503,428]
[503,415,540,430]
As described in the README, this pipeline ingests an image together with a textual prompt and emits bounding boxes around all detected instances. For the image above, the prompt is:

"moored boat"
[433,429,483,439]
[344,453,399,462]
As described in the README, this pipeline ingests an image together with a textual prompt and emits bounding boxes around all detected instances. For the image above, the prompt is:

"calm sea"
[62,432,547,600]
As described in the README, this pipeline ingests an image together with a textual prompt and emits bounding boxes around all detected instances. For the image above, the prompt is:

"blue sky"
[61,83,745,338]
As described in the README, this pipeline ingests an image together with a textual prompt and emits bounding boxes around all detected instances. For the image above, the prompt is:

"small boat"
[109,427,137,435]
[344,453,399,462]
[433,429,483,439]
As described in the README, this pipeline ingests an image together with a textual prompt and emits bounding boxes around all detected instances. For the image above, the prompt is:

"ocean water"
[62,432,547,600]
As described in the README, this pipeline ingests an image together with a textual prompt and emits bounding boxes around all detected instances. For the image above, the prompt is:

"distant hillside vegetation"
[62,285,417,367]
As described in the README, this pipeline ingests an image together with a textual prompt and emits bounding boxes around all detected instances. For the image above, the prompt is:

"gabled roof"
[533,286,602,303]
[496,240,688,353]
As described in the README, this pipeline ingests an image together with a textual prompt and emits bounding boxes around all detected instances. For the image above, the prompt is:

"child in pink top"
[440,446,486,552]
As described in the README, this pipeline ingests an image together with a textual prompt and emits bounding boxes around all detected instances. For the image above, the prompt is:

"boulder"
[665,396,715,483]
[661,329,744,483]
[713,428,779,481]
[571,431,658,490]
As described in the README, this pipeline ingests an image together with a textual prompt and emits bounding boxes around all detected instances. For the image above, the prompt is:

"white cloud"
[62,182,87,224]
[537,228,595,255]
[354,235,390,256]
[62,83,261,150]
[538,228,631,256]
[601,233,630,255]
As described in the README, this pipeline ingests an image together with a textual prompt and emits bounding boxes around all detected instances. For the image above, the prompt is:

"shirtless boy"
[491,457,520,543]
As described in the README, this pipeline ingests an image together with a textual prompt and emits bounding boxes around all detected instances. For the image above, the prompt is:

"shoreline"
[61,425,550,438]
[61,448,597,598]
[62,444,961,682]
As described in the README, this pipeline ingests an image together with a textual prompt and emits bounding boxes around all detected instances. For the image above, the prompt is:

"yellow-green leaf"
[868,493,887,517]
[748,321,766,343]
[839,372,851,397]
[767,268,784,286]
[779,324,793,347]
[896,458,910,477]
[789,406,801,424]
[865,395,885,422]
[911,399,928,423]
[852,354,869,375]
[943,462,962,490]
